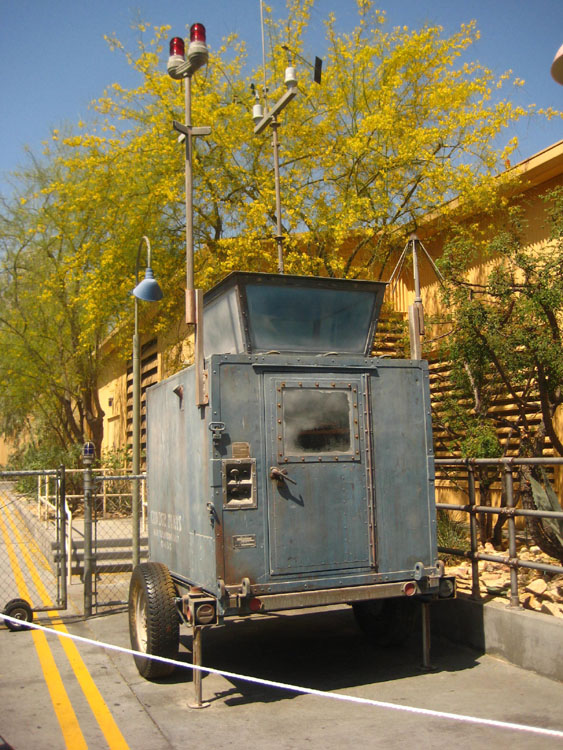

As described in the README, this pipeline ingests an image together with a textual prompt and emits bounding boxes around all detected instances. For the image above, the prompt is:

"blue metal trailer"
[128,272,454,692]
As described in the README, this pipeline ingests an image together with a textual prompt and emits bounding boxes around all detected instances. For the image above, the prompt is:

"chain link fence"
[89,472,148,612]
[0,468,147,619]
[0,471,66,625]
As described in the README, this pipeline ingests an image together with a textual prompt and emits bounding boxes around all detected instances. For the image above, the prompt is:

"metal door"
[265,374,374,577]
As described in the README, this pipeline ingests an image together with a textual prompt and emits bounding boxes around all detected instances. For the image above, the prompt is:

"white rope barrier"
[2,613,563,740]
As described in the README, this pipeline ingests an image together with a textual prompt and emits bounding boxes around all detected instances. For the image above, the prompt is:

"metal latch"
[240,577,251,598]
[206,502,218,527]
[269,466,297,484]
[209,422,225,444]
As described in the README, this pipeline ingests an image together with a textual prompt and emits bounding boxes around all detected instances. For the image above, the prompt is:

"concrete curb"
[432,595,563,682]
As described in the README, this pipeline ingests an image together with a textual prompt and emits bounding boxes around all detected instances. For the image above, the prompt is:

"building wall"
[0,436,12,467]
[412,143,563,508]
[97,319,193,464]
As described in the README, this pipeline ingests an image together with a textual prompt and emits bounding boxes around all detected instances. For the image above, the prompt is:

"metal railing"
[36,469,147,589]
[435,457,563,606]
[38,468,147,521]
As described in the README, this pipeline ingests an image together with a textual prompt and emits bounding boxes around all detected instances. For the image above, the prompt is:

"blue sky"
[1,0,562,197]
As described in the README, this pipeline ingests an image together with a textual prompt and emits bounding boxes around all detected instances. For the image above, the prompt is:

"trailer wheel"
[4,598,33,631]
[129,563,179,680]
[352,598,418,646]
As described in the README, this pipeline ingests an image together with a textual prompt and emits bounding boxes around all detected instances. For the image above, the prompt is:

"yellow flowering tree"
[87,0,540,286]
[0,0,551,457]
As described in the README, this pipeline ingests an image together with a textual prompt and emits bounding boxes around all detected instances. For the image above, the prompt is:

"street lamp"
[132,236,163,567]
[167,24,211,407]
[551,43,563,84]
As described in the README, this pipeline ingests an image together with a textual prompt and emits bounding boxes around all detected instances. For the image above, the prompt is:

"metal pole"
[181,74,209,406]
[408,305,422,359]
[504,465,521,608]
[467,464,481,600]
[421,602,433,670]
[58,465,67,609]
[132,235,161,557]
[189,626,210,709]
[132,295,140,569]
[271,116,285,274]
[408,234,424,360]
[412,234,422,305]
[184,74,196,322]
[102,468,107,518]
[83,461,93,617]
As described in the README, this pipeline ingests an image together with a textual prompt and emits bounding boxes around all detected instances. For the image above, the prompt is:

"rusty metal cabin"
[143,272,451,621]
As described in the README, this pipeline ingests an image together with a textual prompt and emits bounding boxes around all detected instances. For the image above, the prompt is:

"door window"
[275,381,360,462]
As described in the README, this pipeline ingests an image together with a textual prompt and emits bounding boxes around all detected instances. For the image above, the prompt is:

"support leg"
[420,602,435,671]
[189,626,210,709]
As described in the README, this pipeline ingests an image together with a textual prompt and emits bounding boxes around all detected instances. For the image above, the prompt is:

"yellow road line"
[1,494,130,750]
[10,502,80,615]
[0,503,87,750]
[11,503,58,577]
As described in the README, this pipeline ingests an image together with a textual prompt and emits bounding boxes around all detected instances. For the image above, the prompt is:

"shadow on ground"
[166,605,482,706]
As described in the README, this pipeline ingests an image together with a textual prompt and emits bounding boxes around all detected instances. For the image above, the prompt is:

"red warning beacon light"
[167,36,186,76]
[169,36,185,60]
[187,23,208,72]
[167,24,208,78]
[190,23,206,43]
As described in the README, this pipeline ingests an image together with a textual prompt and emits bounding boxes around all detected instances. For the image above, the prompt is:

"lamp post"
[132,236,163,567]
[167,25,211,407]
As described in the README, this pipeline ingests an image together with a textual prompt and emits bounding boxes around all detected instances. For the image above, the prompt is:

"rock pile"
[446,542,563,619]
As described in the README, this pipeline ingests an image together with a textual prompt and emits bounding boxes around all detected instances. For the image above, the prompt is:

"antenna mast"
[253,2,322,274]
[256,0,291,273]
[260,0,269,104]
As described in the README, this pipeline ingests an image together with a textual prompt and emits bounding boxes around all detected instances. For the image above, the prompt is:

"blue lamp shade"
[133,267,163,302]
[552,43,563,85]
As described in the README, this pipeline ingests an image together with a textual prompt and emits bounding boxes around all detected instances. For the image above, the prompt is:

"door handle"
[269,466,297,485]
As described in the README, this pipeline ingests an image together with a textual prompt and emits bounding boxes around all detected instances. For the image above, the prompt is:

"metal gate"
[0,469,67,626]
[88,473,148,614]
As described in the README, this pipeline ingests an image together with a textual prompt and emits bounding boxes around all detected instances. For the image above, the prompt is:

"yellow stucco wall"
[97,348,130,459]
[416,146,563,507]
[97,319,194,460]
[0,436,13,466]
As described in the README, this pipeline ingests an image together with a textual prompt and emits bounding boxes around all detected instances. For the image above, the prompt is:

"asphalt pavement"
[2,603,563,750]
[2,482,563,749]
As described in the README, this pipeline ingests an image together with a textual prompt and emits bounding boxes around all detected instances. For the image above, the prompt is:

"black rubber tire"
[4,598,33,631]
[352,597,418,646]
[128,562,180,680]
